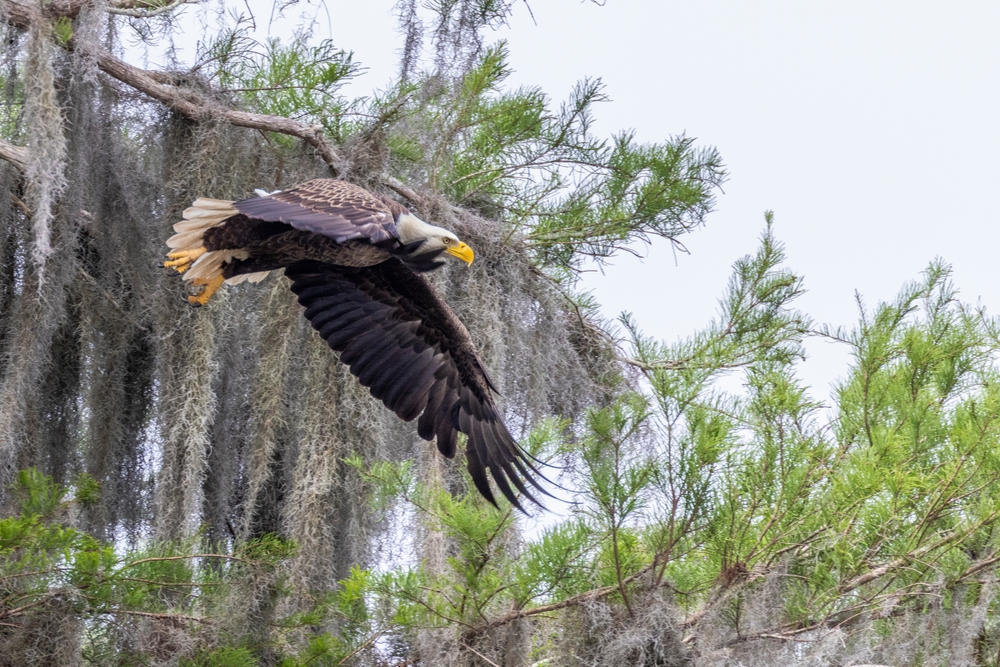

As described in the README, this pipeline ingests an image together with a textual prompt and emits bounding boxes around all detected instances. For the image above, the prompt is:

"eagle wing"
[234,179,400,244]
[285,259,546,510]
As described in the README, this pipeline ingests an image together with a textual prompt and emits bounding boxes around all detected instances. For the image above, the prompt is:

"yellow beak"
[447,242,475,265]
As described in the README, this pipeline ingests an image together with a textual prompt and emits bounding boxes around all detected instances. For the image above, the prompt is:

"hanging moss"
[22,16,67,271]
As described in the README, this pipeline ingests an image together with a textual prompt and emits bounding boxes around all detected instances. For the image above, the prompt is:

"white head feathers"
[396,213,460,253]
[395,213,475,265]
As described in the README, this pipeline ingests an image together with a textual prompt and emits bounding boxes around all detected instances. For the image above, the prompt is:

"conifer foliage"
[0,2,998,666]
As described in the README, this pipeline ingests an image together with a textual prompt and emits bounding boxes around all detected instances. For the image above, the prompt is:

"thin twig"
[121,554,250,569]
[106,609,208,622]
[114,577,223,587]
[76,267,152,333]
[460,642,502,667]
[335,629,385,667]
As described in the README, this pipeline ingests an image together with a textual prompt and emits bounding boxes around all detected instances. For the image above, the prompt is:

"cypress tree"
[4,3,997,666]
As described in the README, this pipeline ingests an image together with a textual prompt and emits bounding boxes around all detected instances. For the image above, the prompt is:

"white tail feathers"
[166,197,271,288]
[167,199,237,251]
[190,197,236,210]
[165,229,204,250]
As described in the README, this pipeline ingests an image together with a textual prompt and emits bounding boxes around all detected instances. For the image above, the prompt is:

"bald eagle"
[164,179,545,510]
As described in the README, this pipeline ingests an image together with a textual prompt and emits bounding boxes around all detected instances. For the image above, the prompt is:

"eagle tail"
[165,198,253,305]
[165,199,237,268]
[167,199,237,242]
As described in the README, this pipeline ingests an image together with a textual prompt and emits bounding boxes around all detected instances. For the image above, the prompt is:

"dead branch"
[0,0,344,174]
[107,0,199,18]
[335,629,387,667]
[92,51,344,172]
[958,552,1000,581]
[383,175,431,210]
[114,576,223,587]
[0,593,61,618]
[0,138,27,171]
[10,193,30,215]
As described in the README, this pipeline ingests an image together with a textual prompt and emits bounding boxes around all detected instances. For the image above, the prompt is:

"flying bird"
[164,179,545,509]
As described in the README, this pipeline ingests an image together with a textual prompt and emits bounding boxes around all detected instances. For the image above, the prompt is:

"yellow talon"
[187,274,225,307]
[164,247,206,272]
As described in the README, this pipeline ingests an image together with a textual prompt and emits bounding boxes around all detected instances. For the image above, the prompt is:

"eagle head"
[396,213,475,265]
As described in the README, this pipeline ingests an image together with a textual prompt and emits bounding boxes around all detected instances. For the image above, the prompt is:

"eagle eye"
[442,237,453,245]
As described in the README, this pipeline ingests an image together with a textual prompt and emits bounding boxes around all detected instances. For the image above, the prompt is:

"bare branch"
[0,138,27,171]
[106,0,199,18]
[383,175,430,210]
[0,0,344,174]
[0,592,62,619]
[334,629,386,667]
[92,50,344,172]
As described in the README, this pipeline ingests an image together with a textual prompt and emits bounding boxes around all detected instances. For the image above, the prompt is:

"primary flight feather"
[164,179,545,510]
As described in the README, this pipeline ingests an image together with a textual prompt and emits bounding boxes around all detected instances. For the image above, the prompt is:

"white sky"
[176,0,1000,405]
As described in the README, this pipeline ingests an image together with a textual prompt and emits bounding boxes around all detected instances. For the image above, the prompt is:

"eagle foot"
[164,247,207,273]
[186,274,224,306]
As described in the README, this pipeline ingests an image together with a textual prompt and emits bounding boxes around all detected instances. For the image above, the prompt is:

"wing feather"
[352,325,421,379]
[306,300,359,327]
[397,354,441,407]
[323,310,393,348]
[381,348,436,406]
[358,351,404,388]
[466,447,496,506]
[394,365,438,421]
[234,179,400,244]
[436,401,459,461]
[418,381,448,442]
[342,328,398,367]
[286,259,547,510]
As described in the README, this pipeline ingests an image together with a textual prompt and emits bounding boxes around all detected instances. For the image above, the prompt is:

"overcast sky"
[179,0,1000,404]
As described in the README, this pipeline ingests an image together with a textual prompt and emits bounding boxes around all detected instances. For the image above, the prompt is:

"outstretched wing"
[285,259,547,510]
[234,179,400,244]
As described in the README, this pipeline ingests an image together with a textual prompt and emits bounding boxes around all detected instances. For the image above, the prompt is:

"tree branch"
[383,175,430,209]
[463,563,656,639]
[105,609,208,622]
[121,553,250,569]
[92,50,344,172]
[106,0,199,18]
[0,0,344,174]
[0,138,27,171]
[836,524,972,595]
